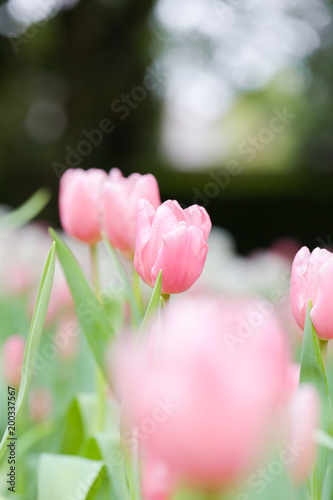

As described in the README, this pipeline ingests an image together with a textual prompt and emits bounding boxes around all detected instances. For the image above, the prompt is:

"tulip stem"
[90,243,107,432]
[319,339,328,366]
[90,244,100,294]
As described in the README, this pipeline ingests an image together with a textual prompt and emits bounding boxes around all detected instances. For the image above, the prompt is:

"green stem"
[90,244,100,293]
[90,243,106,432]
[96,365,107,432]
[319,339,328,366]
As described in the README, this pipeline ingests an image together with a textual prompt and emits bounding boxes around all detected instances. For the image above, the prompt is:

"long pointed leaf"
[0,242,56,463]
[0,188,51,231]
[49,229,114,381]
[134,270,162,348]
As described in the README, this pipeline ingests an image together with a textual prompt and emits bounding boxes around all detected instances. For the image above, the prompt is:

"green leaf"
[322,464,333,500]
[0,242,56,463]
[49,229,115,381]
[37,453,108,500]
[60,394,120,455]
[134,270,162,347]
[0,188,51,231]
[299,301,333,500]
[82,432,129,500]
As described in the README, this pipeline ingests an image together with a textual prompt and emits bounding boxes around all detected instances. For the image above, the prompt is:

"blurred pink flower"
[54,314,79,361]
[1,334,25,387]
[59,168,107,244]
[101,169,161,258]
[29,387,53,423]
[286,384,319,484]
[290,246,333,339]
[134,200,211,294]
[285,363,300,400]
[114,297,288,489]
[142,453,175,500]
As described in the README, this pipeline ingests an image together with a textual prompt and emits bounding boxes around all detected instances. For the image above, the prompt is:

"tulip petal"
[59,168,107,244]
[290,246,310,329]
[151,225,208,294]
[102,179,132,253]
[134,200,156,286]
[184,205,212,240]
[311,257,333,340]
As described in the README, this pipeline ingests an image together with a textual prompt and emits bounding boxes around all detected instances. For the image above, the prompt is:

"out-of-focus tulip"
[101,169,161,257]
[29,387,53,423]
[59,168,107,244]
[290,246,333,340]
[134,200,212,294]
[142,453,175,500]
[114,297,288,489]
[286,384,319,484]
[54,314,79,361]
[1,335,25,387]
[285,363,300,399]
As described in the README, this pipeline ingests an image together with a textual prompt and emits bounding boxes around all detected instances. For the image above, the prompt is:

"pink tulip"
[285,363,300,399]
[115,297,288,489]
[286,384,319,484]
[59,168,107,244]
[29,387,53,423]
[142,453,175,500]
[290,246,333,340]
[55,314,79,361]
[1,335,25,387]
[134,200,212,294]
[101,169,161,257]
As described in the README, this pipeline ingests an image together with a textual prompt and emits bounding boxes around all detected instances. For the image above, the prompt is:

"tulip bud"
[101,169,161,258]
[134,200,212,294]
[59,168,107,244]
[290,246,333,339]
[1,335,25,387]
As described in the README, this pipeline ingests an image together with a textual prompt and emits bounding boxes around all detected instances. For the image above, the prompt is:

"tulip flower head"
[134,200,212,294]
[115,297,288,489]
[59,168,107,244]
[102,168,161,257]
[1,334,25,387]
[290,246,333,340]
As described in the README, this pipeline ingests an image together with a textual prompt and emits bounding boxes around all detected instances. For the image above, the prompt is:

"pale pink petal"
[287,384,319,484]
[151,226,208,294]
[290,246,311,329]
[59,168,107,244]
[134,200,156,286]
[184,205,212,240]
[311,256,333,340]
